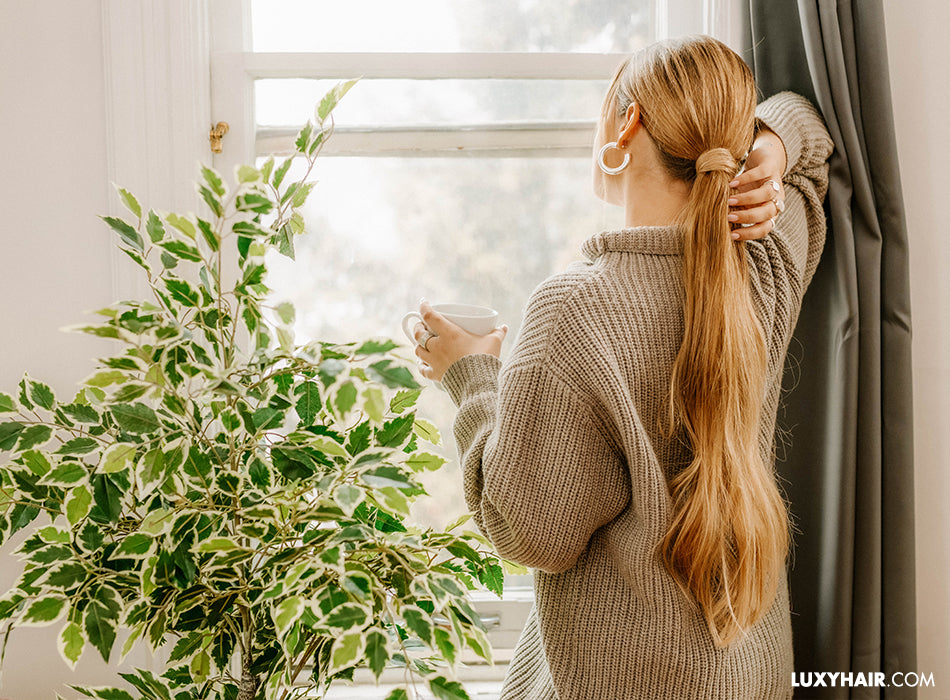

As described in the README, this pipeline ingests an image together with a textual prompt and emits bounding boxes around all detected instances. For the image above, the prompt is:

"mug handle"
[401,311,425,346]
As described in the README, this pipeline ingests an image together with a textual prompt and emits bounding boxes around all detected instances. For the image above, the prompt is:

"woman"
[411,35,833,699]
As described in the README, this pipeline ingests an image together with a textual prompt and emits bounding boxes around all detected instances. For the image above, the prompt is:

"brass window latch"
[209,121,230,154]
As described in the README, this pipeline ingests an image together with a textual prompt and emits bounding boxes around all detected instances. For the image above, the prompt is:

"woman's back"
[443,90,832,699]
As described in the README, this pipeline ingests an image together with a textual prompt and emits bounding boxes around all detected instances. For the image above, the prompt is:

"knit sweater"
[441,92,834,700]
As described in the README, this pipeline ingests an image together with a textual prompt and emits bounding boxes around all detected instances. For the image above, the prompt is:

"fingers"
[728,200,779,227]
[730,163,772,190]
[412,321,434,347]
[417,360,436,380]
[420,300,452,335]
[728,179,784,209]
[726,172,783,243]
[731,218,775,241]
[490,325,509,343]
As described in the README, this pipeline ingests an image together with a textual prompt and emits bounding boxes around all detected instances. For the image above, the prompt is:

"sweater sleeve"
[754,91,834,287]
[441,280,629,575]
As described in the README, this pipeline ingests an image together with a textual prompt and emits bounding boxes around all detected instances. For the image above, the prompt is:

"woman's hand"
[412,300,508,381]
[727,127,788,241]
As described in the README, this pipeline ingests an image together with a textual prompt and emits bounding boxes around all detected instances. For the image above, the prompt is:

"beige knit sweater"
[441,92,833,700]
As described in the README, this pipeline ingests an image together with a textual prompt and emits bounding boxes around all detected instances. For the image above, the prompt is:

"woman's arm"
[441,351,628,575]
[746,92,834,284]
[420,276,629,575]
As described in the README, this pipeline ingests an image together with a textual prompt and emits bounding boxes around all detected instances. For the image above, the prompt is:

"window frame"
[248,51,628,158]
[210,0,747,170]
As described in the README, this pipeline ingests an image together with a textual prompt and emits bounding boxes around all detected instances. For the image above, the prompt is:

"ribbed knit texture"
[442,92,833,700]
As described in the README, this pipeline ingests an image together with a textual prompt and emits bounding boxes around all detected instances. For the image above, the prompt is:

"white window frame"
[248,52,627,158]
[209,0,746,169]
[203,0,746,676]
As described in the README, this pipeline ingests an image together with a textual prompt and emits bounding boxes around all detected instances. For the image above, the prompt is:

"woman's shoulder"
[505,260,603,371]
[523,259,605,326]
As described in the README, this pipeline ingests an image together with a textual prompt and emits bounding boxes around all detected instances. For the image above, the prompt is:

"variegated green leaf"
[38,526,70,544]
[194,537,239,553]
[115,185,142,220]
[362,386,385,424]
[66,484,93,526]
[327,630,365,676]
[428,676,470,700]
[114,533,153,559]
[326,603,370,629]
[272,596,304,638]
[401,605,433,645]
[138,508,172,536]
[58,620,85,668]
[43,461,88,486]
[334,484,365,517]
[100,443,136,473]
[311,435,349,459]
[406,452,447,472]
[190,650,211,683]
[365,628,389,679]
[389,389,420,414]
[166,212,196,240]
[0,392,17,413]
[413,418,441,444]
[22,596,68,627]
[21,449,51,476]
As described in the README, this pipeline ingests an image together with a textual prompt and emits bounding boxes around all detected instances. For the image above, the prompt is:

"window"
[209,0,744,691]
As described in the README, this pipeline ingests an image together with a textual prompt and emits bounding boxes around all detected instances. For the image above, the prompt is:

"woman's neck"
[622,174,691,228]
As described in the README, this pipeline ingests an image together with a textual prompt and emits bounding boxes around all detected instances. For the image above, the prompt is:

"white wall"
[0,3,146,698]
[883,2,950,696]
[0,1,947,697]
[0,1,114,395]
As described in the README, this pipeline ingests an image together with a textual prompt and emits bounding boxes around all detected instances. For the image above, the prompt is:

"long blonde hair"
[605,36,789,646]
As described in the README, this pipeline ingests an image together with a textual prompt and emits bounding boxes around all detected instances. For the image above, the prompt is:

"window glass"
[251,0,652,54]
[255,78,613,128]
[250,0,638,543]
[262,156,625,529]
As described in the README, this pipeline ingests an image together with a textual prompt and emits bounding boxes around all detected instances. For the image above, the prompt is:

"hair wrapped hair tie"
[696,148,737,174]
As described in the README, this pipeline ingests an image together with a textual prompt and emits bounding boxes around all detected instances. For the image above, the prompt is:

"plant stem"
[236,605,258,700]
[280,636,324,700]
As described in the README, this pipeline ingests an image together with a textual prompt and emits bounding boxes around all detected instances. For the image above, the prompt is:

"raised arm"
[736,92,835,284]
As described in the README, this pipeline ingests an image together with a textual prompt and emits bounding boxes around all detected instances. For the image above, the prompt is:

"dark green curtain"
[745,2,916,698]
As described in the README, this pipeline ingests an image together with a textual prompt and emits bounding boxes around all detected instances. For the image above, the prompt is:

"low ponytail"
[606,36,790,646]
[663,147,789,647]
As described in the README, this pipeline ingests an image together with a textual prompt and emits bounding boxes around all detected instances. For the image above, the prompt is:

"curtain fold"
[745,2,916,698]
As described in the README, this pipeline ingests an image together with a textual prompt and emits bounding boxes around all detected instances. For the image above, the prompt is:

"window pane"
[252,0,653,53]
[256,78,611,128]
[262,156,624,529]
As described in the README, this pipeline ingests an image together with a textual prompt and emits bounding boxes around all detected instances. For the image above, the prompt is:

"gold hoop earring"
[598,141,631,175]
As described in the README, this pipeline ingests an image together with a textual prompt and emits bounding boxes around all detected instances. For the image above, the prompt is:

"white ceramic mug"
[402,303,499,346]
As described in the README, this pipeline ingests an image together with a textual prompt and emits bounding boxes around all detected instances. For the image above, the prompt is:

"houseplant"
[0,81,503,700]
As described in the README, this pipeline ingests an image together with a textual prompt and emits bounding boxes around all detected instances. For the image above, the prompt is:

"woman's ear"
[617,102,641,149]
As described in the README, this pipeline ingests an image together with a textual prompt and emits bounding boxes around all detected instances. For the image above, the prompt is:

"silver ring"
[766,179,786,214]
[419,330,435,351]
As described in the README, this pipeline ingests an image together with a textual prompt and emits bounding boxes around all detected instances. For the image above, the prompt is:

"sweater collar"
[582,225,684,259]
